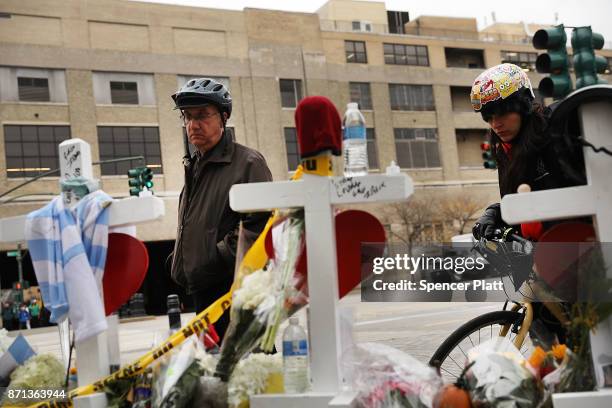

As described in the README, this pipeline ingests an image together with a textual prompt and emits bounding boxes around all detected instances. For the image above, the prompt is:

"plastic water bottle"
[167,294,182,332]
[342,102,368,177]
[282,316,309,393]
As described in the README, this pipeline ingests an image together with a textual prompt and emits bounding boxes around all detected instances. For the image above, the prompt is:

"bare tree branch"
[439,191,488,235]
[383,193,441,256]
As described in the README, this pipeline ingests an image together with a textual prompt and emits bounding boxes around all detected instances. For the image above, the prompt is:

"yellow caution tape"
[27,291,231,408]
[27,161,318,408]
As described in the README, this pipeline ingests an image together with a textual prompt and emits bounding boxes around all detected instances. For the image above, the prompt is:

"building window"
[0,68,67,103]
[384,43,429,66]
[389,84,435,111]
[279,79,303,108]
[97,126,163,175]
[17,77,50,102]
[351,21,372,32]
[110,81,139,104]
[349,82,373,110]
[284,127,299,171]
[345,40,368,63]
[501,51,538,71]
[450,86,473,112]
[366,128,379,170]
[445,48,485,68]
[394,128,440,168]
[4,125,70,178]
[92,72,155,105]
[387,11,410,35]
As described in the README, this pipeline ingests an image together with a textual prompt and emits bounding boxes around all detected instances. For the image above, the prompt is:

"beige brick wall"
[172,28,227,57]
[316,0,388,25]
[89,21,151,52]
[65,70,99,175]
[0,15,63,46]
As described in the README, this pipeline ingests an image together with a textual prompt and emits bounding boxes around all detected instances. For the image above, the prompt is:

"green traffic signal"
[571,26,608,89]
[141,167,154,189]
[127,166,154,196]
[533,24,573,99]
[127,168,141,178]
[127,167,142,196]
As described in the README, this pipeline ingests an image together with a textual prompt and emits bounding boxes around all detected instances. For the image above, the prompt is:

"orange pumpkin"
[433,383,472,408]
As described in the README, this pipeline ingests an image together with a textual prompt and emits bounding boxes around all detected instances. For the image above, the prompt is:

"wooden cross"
[501,86,612,407]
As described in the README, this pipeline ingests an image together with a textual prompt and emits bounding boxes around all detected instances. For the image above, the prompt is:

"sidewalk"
[6,314,178,365]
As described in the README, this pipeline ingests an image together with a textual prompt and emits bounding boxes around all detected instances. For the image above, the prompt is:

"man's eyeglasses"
[181,111,219,125]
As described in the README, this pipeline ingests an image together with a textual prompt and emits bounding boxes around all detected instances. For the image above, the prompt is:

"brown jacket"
[171,132,272,294]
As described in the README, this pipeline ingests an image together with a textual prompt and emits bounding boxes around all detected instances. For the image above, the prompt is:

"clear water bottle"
[342,102,368,177]
[167,294,182,332]
[282,316,309,393]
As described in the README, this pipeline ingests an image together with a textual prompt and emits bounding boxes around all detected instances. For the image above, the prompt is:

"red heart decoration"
[535,222,596,300]
[102,233,149,316]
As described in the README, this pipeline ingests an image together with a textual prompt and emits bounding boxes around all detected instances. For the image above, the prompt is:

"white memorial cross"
[501,87,612,407]
[230,165,413,408]
[0,138,165,408]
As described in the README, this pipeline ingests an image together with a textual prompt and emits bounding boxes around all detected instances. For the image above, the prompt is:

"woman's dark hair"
[484,89,549,196]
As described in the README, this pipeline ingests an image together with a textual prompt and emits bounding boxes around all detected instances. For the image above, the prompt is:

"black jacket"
[496,104,586,198]
[496,141,577,198]
[171,132,272,294]
[493,111,587,235]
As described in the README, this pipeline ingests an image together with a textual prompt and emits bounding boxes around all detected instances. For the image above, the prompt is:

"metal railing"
[319,19,389,35]
[319,19,533,45]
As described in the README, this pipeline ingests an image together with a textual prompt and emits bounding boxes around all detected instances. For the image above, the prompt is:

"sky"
[131,0,612,48]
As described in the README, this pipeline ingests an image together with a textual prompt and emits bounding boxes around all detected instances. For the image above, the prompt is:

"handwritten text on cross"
[331,178,387,199]
[62,145,82,179]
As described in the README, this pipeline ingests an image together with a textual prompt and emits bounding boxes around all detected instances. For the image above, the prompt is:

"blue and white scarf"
[25,191,112,343]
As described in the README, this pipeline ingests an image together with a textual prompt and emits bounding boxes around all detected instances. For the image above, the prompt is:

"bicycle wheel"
[429,310,533,381]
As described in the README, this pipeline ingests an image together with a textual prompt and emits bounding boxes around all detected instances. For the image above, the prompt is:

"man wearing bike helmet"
[170,78,272,341]
[470,63,582,241]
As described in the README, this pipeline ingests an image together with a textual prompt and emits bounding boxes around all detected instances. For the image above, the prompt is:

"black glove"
[473,203,502,240]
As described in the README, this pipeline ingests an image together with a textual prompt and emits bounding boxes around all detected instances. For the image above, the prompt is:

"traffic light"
[533,24,573,99]
[12,280,29,301]
[481,141,496,169]
[571,26,608,89]
[127,167,154,196]
[141,167,153,189]
[128,167,143,196]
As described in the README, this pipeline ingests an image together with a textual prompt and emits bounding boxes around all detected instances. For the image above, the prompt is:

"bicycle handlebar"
[483,227,534,255]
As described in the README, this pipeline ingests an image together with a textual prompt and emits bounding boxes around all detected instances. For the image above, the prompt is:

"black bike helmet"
[171,78,232,119]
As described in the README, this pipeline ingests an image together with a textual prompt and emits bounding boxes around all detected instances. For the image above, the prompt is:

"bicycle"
[429,227,571,381]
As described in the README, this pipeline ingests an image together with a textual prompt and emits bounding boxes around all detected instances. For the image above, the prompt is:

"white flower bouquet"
[214,211,307,382]
[196,349,282,407]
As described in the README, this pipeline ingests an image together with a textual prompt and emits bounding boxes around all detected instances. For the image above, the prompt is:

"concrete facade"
[1,0,610,249]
